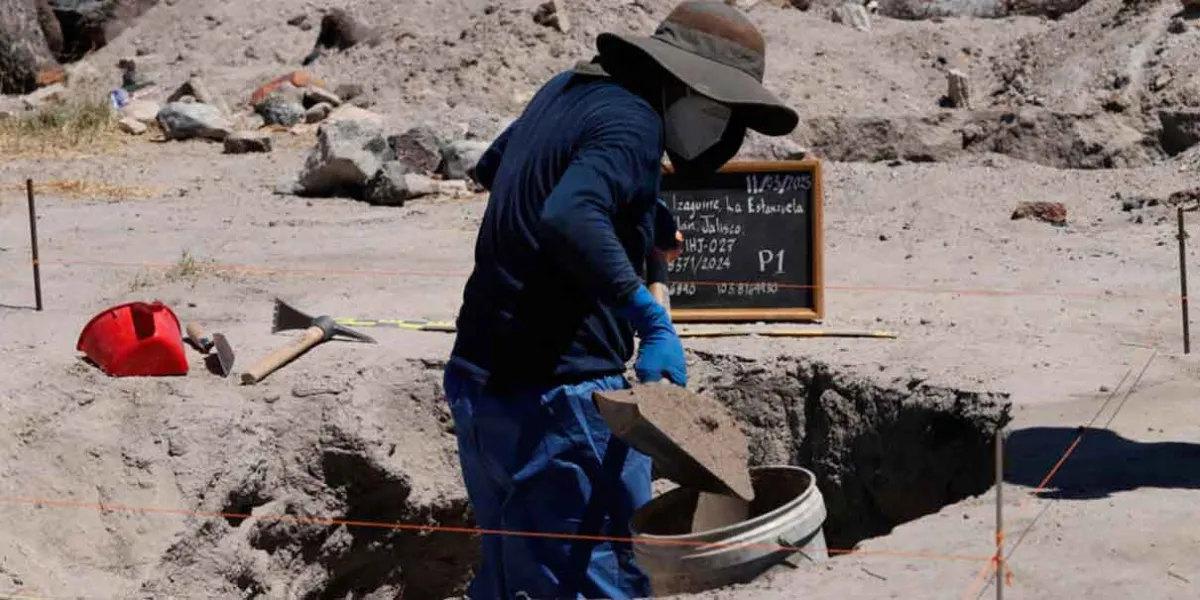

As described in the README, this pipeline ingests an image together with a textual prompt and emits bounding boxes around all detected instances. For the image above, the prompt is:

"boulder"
[296,115,394,197]
[251,71,326,105]
[440,139,490,181]
[1011,201,1066,226]
[117,116,146,134]
[305,102,333,124]
[1159,111,1200,157]
[365,161,414,206]
[20,81,67,109]
[167,75,229,115]
[533,0,571,33]
[49,1,158,62]
[224,131,272,154]
[303,85,341,108]
[388,126,444,174]
[36,0,61,56]
[334,83,364,102]
[945,69,971,109]
[325,103,385,128]
[0,0,61,94]
[121,98,160,124]
[830,2,871,32]
[157,102,233,141]
[255,92,305,127]
[302,8,379,66]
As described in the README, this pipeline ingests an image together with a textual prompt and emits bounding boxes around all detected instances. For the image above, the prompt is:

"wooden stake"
[1179,206,1189,354]
[26,179,43,311]
[995,428,1004,600]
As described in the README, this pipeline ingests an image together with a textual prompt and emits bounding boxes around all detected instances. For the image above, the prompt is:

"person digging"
[442,2,799,598]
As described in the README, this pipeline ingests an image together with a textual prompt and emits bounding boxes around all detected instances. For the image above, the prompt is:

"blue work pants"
[443,367,653,599]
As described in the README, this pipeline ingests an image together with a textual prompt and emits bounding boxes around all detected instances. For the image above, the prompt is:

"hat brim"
[597,33,799,137]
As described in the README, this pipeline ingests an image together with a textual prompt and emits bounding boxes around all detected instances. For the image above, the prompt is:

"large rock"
[304,102,332,124]
[117,115,145,134]
[876,0,1088,18]
[1159,110,1200,157]
[1012,201,1067,226]
[167,75,229,115]
[325,104,384,128]
[364,162,428,207]
[121,98,160,124]
[830,2,871,32]
[35,0,61,55]
[0,0,61,94]
[440,140,490,181]
[301,8,379,66]
[303,85,341,108]
[223,131,271,154]
[296,115,395,197]
[255,90,305,127]
[157,102,234,141]
[533,0,571,33]
[388,126,444,174]
[49,0,159,62]
[20,81,66,109]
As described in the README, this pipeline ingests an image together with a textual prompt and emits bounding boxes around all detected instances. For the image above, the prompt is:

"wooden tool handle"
[185,322,212,352]
[240,326,325,385]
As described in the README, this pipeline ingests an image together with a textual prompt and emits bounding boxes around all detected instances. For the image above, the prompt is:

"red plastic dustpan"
[76,301,189,377]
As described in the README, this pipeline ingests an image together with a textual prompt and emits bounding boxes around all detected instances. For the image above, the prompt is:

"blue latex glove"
[616,286,687,386]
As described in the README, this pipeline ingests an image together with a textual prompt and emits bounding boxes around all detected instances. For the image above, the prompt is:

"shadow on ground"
[1005,426,1200,500]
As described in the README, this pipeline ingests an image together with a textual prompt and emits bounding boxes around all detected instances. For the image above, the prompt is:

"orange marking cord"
[961,309,1167,600]
[19,258,1191,304]
[0,495,991,564]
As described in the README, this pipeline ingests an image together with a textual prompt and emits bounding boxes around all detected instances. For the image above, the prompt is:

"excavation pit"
[131,353,1010,598]
[686,352,1012,552]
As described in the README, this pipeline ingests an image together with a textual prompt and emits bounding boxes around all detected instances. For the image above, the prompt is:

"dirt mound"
[0,356,473,598]
[63,0,1189,168]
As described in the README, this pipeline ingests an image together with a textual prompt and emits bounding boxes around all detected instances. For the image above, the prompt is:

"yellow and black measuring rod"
[674,327,897,339]
[334,318,456,332]
[335,317,897,340]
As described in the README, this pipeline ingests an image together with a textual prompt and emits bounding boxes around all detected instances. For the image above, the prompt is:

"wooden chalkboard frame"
[660,159,825,323]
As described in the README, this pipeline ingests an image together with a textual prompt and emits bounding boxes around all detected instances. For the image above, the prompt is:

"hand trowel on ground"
[593,383,755,532]
[184,322,236,377]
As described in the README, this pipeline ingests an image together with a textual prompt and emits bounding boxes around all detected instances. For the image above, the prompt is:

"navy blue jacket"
[448,71,664,391]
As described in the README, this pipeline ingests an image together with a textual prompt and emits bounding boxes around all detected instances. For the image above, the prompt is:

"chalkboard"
[658,160,824,322]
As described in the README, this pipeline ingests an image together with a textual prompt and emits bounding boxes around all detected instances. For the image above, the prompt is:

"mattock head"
[271,298,376,343]
[316,315,376,344]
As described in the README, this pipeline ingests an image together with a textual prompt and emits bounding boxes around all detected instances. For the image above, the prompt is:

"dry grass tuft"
[127,251,229,292]
[1,179,160,203]
[0,94,128,159]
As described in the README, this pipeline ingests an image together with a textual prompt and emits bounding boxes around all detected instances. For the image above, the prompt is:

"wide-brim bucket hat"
[596,1,799,136]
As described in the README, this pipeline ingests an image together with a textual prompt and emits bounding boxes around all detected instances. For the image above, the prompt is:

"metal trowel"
[185,322,236,377]
[207,333,235,377]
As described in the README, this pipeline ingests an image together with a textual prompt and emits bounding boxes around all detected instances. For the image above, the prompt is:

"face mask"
[663,89,732,160]
[666,120,747,179]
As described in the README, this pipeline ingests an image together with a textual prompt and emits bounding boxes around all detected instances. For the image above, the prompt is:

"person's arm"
[536,102,663,304]
[470,120,518,190]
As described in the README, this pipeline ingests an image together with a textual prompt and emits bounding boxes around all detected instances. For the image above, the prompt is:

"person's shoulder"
[576,81,661,136]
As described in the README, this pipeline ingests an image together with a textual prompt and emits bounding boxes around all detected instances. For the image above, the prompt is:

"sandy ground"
[2,137,1198,598]
[3,0,1200,598]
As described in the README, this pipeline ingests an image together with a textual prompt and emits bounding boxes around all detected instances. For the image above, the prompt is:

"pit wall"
[688,351,1012,549]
